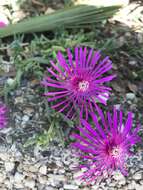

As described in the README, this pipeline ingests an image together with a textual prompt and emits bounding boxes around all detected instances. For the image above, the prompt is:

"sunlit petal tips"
[0,103,8,128]
[71,108,141,184]
[42,47,115,118]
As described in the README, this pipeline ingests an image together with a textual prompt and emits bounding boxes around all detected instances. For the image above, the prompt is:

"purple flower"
[71,108,141,184]
[0,21,6,28]
[0,13,9,28]
[0,103,7,128]
[42,47,115,118]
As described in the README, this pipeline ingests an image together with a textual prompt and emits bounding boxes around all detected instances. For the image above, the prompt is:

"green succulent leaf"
[0,5,121,38]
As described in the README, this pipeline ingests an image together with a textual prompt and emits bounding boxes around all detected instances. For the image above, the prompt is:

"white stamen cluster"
[78,80,89,92]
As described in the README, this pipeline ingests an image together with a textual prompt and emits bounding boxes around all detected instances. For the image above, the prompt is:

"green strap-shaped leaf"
[0,5,121,38]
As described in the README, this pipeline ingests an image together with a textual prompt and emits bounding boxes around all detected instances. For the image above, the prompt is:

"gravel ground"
[0,143,142,190]
[0,83,142,190]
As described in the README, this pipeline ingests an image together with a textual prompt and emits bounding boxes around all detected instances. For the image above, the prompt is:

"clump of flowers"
[42,47,115,118]
[0,103,8,128]
[41,46,141,185]
[71,108,141,184]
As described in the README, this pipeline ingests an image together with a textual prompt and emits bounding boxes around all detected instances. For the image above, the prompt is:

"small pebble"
[126,93,135,100]
[24,178,35,188]
[5,162,15,172]
[39,165,47,175]
[14,172,24,183]
[129,60,137,66]
[64,184,78,190]
[22,115,29,123]
[133,172,142,180]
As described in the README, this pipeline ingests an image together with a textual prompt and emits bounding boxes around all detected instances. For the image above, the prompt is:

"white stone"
[4,179,13,188]
[0,173,6,183]
[48,174,66,182]
[92,185,102,190]
[129,60,137,66]
[14,183,24,188]
[128,180,137,190]
[6,78,15,85]
[15,97,24,104]
[58,168,65,174]
[122,186,128,190]
[133,172,142,180]
[22,115,29,123]
[114,104,121,110]
[24,179,35,188]
[38,176,48,184]
[23,107,34,116]
[73,172,83,186]
[75,0,129,6]
[39,165,47,175]
[45,187,55,190]
[45,8,55,14]
[64,184,78,190]
[5,162,15,172]
[0,153,9,161]
[47,174,60,186]
[135,184,143,190]
[126,93,135,100]
[14,172,24,183]
[28,165,39,173]
[113,172,126,185]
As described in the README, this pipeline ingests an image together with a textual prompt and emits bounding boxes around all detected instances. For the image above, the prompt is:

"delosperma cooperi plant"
[42,47,115,119]
[71,108,141,184]
[42,46,141,185]
[0,103,7,128]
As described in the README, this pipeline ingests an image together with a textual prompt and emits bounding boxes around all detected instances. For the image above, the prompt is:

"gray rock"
[126,93,135,100]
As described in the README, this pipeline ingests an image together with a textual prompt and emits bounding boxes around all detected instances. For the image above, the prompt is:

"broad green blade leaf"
[0,5,121,38]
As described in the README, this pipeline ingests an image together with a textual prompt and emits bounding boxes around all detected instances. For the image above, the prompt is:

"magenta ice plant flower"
[0,21,6,28]
[42,47,115,118]
[0,13,9,28]
[71,108,141,184]
[0,103,7,128]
